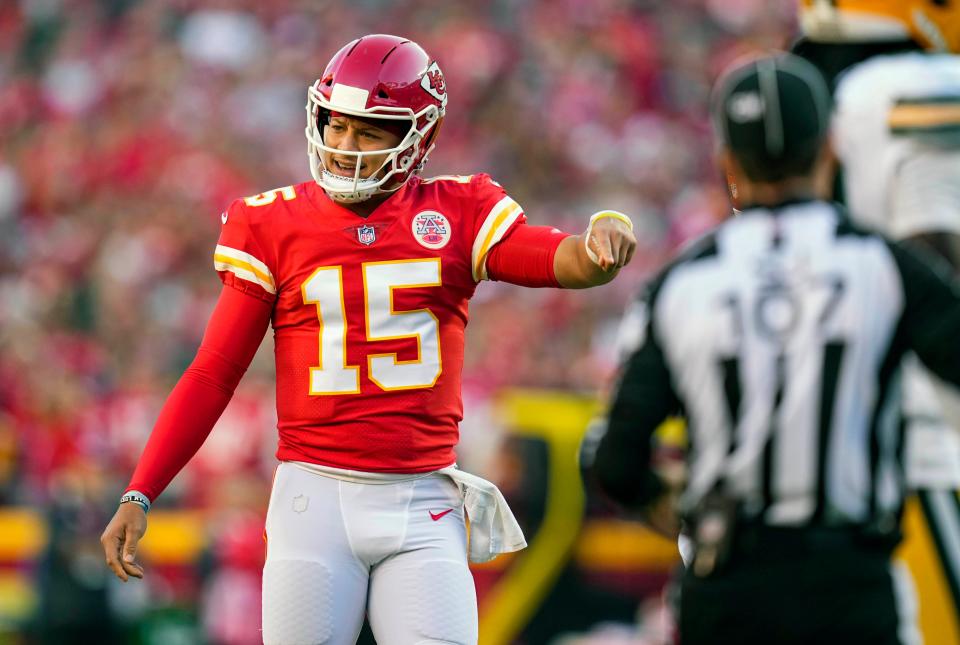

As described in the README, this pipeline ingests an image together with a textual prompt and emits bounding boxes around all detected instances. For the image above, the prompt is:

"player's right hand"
[100,503,147,581]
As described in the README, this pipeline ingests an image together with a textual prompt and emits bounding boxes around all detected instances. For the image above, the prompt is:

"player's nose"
[334,129,360,152]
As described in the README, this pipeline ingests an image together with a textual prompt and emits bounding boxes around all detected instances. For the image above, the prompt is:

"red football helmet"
[306,34,447,203]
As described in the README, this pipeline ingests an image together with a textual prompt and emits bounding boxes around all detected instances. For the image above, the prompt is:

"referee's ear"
[812,137,838,201]
[717,147,747,211]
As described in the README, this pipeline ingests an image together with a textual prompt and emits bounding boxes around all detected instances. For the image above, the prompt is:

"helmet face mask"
[304,35,447,204]
[799,0,960,52]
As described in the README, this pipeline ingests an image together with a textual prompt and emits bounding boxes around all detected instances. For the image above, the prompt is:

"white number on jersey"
[301,259,442,395]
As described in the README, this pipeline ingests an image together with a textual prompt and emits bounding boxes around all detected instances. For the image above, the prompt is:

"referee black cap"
[712,53,832,182]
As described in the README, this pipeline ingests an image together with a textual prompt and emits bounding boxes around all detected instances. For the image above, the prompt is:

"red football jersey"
[214,174,525,472]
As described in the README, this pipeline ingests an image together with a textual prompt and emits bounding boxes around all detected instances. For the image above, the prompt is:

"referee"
[594,53,960,645]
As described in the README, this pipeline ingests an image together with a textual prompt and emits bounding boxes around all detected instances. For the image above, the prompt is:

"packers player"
[794,0,960,625]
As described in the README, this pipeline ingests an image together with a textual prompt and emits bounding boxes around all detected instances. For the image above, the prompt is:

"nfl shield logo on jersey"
[357,225,376,246]
[412,211,451,249]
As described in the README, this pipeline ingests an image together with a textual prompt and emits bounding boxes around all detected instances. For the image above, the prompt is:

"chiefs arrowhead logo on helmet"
[421,62,448,106]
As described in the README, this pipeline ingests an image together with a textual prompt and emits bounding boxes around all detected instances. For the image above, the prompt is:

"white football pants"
[262,462,478,645]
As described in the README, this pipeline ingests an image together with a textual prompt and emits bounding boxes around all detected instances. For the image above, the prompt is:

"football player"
[794,0,960,621]
[100,34,636,644]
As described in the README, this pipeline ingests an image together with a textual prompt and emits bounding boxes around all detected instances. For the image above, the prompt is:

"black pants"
[679,531,908,645]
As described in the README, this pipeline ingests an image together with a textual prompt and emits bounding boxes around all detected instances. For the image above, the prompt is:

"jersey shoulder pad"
[883,56,960,137]
[227,182,309,235]
[412,174,480,208]
[419,174,475,186]
[215,194,279,299]
[240,183,302,210]
[469,172,504,191]
[839,53,960,109]
[467,174,524,282]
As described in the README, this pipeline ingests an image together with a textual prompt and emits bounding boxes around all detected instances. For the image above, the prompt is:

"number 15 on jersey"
[301,258,442,395]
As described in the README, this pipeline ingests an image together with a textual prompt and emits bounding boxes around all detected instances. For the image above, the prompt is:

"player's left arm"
[484,211,636,289]
[553,211,636,288]
[470,175,634,287]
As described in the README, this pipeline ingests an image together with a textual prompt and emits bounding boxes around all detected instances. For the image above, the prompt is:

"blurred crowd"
[0,0,795,642]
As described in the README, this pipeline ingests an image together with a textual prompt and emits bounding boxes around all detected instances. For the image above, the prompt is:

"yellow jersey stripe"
[214,244,274,279]
[214,255,276,293]
[889,104,960,132]
[473,200,523,281]
[473,196,518,262]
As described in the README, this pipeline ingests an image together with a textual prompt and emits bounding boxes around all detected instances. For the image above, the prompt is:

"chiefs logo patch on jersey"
[420,61,448,107]
[412,211,451,249]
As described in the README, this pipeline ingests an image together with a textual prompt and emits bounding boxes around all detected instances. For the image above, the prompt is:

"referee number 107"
[718,274,847,419]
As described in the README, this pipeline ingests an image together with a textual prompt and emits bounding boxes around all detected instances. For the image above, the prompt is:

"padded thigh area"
[412,560,477,643]
[369,557,478,645]
[262,559,333,644]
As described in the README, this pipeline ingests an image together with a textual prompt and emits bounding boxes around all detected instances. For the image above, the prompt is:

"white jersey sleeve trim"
[471,196,523,282]
[213,244,276,294]
[890,146,960,238]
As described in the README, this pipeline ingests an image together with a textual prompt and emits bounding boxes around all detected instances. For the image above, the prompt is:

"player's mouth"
[330,159,363,178]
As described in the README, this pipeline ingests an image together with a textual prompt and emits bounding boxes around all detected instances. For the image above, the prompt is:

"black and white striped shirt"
[596,200,960,531]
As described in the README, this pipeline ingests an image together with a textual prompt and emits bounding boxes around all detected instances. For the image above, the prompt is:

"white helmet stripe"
[329,84,370,111]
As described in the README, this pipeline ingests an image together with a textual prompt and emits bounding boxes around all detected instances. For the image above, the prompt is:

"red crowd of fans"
[0,1,794,642]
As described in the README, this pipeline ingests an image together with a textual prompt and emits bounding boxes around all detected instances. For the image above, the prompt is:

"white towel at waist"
[288,460,526,563]
[439,466,527,564]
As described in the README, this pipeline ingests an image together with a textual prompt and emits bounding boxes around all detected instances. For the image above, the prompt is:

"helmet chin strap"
[320,168,403,204]
[321,169,379,203]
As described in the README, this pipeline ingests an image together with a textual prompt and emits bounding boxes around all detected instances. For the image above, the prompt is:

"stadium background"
[0,1,954,644]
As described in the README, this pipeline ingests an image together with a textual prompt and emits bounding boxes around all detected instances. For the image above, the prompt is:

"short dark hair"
[712,54,832,183]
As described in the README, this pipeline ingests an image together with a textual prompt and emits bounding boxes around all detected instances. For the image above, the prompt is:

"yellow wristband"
[589,210,634,230]
[585,210,633,265]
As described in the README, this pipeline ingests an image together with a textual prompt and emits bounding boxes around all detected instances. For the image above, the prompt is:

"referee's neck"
[734,177,820,212]
[722,146,836,211]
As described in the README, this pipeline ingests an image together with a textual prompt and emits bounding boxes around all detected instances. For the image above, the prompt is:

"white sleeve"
[889,143,960,239]
[832,54,960,238]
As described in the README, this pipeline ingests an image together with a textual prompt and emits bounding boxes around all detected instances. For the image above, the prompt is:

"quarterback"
[100,34,636,644]
[795,0,960,622]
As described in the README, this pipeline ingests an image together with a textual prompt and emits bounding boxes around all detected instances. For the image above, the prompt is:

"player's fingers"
[593,232,615,270]
[617,233,637,268]
[609,233,630,269]
[101,530,129,582]
[122,560,144,578]
[607,235,623,271]
[121,529,144,579]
